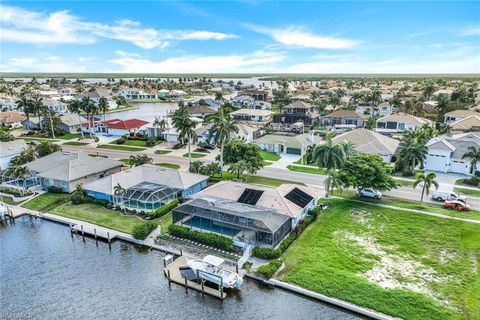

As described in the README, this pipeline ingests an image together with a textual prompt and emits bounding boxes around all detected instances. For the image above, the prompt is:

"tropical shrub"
[132,222,157,240]
[168,225,234,251]
[47,186,64,193]
[0,186,34,197]
[116,138,126,145]
[256,259,282,279]
[147,199,179,218]
[145,138,157,147]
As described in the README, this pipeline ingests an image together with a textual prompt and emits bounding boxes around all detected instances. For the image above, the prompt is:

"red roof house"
[99,118,149,135]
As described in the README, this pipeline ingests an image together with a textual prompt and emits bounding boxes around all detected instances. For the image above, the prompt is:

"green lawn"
[0,196,22,205]
[210,172,302,187]
[21,193,70,212]
[111,139,149,147]
[260,151,281,161]
[335,190,480,221]
[119,159,130,165]
[394,179,414,187]
[454,187,480,198]
[280,199,480,320]
[262,161,273,166]
[17,137,60,142]
[50,202,157,235]
[286,164,328,175]
[156,162,180,169]
[98,144,146,151]
[63,141,90,146]
[154,150,172,155]
[183,152,207,158]
[89,153,108,158]
[157,212,173,234]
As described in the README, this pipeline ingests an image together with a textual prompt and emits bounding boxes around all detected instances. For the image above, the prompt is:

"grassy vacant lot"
[98,144,146,151]
[63,141,90,146]
[51,202,157,234]
[334,190,480,221]
[183,152,207,158]
[21,193,70,212]
[454,187,480,198]
[286,164,328,175]
[260,151,280,161]
[280,199,480,320]
[156,162,180,169]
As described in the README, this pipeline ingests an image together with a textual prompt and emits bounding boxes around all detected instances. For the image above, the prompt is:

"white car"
[431,191,467,202]
[358,188,382,199]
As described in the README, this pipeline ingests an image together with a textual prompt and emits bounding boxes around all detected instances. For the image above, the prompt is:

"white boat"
[186,255,243,289]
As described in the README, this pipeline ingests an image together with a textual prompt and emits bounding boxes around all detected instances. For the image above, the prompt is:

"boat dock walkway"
[164,255,227,300]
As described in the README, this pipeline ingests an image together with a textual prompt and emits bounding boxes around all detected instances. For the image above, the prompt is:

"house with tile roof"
[444,109,480,124]
[96,118,150,136]
[321,109,366,129]
[375,113,433,133]
[0,111,26,128]
[273,101,319,128]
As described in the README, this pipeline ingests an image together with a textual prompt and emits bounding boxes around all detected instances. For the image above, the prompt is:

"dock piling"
[81,225,85,242]
[94,228,98,246]
[201,279,205,295]
[184,277,188,293]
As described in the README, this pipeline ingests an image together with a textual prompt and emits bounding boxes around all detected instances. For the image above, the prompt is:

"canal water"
[0,217,363,320]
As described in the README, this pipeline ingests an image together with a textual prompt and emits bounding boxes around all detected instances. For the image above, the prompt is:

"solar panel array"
[237,188,264,205]
[285,187,313,208]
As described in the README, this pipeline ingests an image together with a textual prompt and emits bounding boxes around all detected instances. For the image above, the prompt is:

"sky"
[0,1,479,74]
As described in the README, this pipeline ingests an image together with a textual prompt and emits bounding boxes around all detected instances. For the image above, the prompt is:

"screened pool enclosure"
[173,197,292,247]
[114,182,181,211]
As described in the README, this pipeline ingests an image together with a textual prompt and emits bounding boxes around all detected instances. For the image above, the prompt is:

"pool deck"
[164,255,227,300]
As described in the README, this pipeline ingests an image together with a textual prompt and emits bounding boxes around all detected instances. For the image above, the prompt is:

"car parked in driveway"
[431,191,467,202]
[443,200,471,211]
[358,188,382,199]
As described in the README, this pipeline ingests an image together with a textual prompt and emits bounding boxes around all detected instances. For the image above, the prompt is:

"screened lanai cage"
[0,170,42,194]
[173,197,292,248]
[114,182,181,211]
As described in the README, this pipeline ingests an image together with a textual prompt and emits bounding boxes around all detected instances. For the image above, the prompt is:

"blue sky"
[1,1,479,73]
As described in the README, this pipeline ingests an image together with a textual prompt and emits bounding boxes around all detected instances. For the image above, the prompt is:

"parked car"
[431,191,467,202]
[358,188,382,199]
[443,200,471,211]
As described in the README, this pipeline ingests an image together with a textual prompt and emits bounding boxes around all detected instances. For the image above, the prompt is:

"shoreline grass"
[279,198,480,320]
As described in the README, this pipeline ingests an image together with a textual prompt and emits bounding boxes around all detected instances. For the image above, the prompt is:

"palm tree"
[44,108,58,139]
[214,92,223,102]
[369,89,382,106]
[462,146,480,175]
[98,97,109,122]
[413,172,439,202]
[16,95,33,129]
[113,183,126,212]
[6,165,30,195]
[152,118,167,137]
[207,107,238,177]
[313,139,345,170]
[324,169,343,197]
[340,141,356,159]
[30,95,45,132]
[229,160,252,180]
[67,99,85,140]
[171,103,197,166]
[80,97,96,136]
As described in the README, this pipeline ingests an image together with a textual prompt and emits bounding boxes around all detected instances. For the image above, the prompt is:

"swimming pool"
[184,216,241,237]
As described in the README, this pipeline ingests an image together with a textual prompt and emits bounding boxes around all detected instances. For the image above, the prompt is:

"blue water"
[184,216,241,237]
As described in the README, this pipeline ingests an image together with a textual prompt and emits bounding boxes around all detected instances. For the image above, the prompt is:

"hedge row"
[168,224,234,251]
[132,222,157,240]
[147,199,179,218]
[0,186,34,197]
[252,212,317,260]
[256,259,282,279]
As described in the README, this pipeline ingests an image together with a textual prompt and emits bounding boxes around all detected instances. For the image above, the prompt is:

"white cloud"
[246,24,359,49]
[1,56,87,72]
[463,25,480,36]
[109,51,286,73]
[0,5,237,49]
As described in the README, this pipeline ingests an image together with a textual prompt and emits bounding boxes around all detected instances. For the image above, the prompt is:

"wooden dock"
[71,224,115,242]
[164,255,227,300]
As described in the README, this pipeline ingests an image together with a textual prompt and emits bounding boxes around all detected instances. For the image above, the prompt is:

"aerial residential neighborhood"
[0,1,479,320]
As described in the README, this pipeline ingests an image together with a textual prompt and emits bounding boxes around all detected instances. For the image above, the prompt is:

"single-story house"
[448,115,480,132]
[59,113,87,133]
[375,113,433,133]
[187,104,217,118]
[84,164,208,211]
[44,98,68,114]
[0,98,17,111]
[255,132,321,155]
[424,133,480,175]
[0,140,27,170]
[95,118,150,136]
[230,109,273,124]
[321,110,365,130]
[331,128,400,162]
[172,181,320,248]
[444,110,480,124]
[0,111,26,128]
[26,151,122,192]
[76,88,117,109]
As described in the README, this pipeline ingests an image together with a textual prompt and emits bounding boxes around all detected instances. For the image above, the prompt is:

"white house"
[77,88,117,109]
[230,109,273,124]
[444,110,480,124]
[95,118,150,136]
[44,98,68,114]
[376,113,433,133]
[0,140,27,170]
[355,102,395,117]
[119,88,157,100]
[424,133,480,175]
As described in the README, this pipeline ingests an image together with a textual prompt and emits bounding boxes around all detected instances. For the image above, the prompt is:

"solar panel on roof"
[285,187,313,208]
[237,188,264,205]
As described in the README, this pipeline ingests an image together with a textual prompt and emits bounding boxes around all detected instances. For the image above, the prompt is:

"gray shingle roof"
[331,128,400,155]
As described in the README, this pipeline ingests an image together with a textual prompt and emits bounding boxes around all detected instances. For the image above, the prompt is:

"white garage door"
[449,160,469,174]
[425,154,447,172]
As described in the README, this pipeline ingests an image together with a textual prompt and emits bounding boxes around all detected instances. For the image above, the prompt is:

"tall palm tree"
[44,108,58,139]
[413,172,439,202]
[313,139,345,170]
[98,97,109,122]
[67,99,85,140]
[171,103,197,166]
[462,146,480,175]
[80,97,96,136]
[207,107,238,177]
[113,183,126,212]
[30,95,46,132]
[16,95,33,129]
[340,141,356,159]
[152,118,167,137]
[324,169,343,197]
[214,92,223,102]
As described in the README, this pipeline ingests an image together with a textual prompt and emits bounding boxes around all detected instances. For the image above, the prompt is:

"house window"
[397,123,405,130]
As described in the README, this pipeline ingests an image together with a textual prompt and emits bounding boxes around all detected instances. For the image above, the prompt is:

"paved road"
[62,144,480,210]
